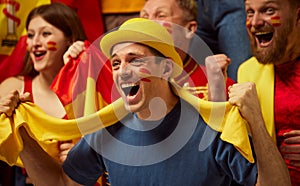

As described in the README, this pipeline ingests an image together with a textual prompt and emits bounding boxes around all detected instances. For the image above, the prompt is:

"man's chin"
[124,103,139,113]
[252,47,275,64]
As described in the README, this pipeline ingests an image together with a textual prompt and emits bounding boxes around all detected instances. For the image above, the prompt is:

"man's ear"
[185,20,197,39]
[161,59,174,79]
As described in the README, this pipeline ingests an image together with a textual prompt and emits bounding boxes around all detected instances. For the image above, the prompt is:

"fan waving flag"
[0,0,51,83]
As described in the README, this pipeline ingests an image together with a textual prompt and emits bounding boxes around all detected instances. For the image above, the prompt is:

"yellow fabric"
[238,57,276,142]
[0,83,254,167]
[84,77,97,115]
[61,78,109,120]
[174,85,253,162]
[0,98,128,167]
[101,0,144,14]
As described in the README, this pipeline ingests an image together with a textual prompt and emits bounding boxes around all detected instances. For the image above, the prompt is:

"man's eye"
[265,7,275,15]
[131,58,144,65]
[157,13,168,19]
[112,60,120,68]
[246,9,254,17]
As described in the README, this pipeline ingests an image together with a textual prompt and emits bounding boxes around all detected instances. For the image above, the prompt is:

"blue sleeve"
[62,134,104,185]
[214,136,258,186]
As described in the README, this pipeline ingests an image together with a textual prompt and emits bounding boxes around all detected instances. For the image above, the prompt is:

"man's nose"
[119,62,132,78]
[250,13,265,28]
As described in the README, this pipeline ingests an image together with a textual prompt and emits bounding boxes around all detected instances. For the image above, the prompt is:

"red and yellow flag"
[51,40,120,119]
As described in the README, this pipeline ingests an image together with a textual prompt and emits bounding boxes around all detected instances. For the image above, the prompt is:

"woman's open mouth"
[33,50,47,61]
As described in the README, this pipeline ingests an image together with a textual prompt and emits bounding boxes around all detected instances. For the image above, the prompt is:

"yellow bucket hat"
[100,18,183,77]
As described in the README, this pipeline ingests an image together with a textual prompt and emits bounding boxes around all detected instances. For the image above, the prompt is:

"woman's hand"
[0,90,31,116]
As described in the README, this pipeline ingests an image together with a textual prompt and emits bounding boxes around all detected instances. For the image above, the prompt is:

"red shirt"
[275,58,300,186]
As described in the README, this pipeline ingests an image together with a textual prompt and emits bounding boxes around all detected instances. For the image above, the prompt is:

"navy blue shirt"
[63,100,257,185]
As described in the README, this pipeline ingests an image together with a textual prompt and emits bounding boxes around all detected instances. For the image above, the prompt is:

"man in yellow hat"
[5,18,289,185]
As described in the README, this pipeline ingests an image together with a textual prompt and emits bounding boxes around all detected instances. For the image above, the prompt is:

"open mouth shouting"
[121,82,141,104]
[255,31,273,47]
[122,83,140,96]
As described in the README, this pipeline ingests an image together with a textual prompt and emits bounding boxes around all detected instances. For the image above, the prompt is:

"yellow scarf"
[0,84,254,167]
[238,57,276,141]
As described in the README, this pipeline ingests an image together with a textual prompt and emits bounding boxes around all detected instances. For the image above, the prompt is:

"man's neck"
[137,95,179,121]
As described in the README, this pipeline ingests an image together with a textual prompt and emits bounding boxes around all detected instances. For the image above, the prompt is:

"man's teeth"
[255,31,271,36]
[255,31,273,44]
[121,83,138,88]
[121,83,140,96]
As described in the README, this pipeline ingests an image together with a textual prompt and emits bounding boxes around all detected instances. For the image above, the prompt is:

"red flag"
[0,35,26,82]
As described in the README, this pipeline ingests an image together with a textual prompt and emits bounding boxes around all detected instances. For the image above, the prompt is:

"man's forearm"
[250,117,291,186]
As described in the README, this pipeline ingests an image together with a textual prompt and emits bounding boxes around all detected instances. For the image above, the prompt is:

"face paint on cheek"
[139,68,152,82]
[270,16,281,27]
[156,21,173,34]
[246,18,251,29]
[47,41,58,51]
[162,22,173,34]
[141,78,151,82]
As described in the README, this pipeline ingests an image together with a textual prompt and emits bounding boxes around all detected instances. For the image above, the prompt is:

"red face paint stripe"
[271,16,280,20]
[272,23,281,27]
[141,78,151,82]
[47,41,56,45]
[48,47,57,51]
